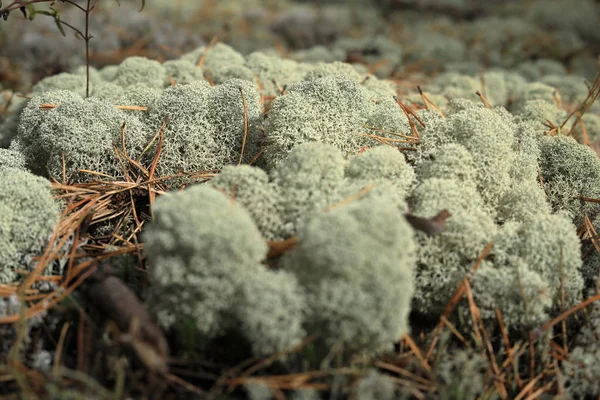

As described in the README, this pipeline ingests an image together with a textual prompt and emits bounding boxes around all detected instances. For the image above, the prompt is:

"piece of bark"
[86,262,169,374]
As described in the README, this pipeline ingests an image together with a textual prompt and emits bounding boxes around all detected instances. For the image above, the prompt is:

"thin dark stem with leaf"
[1,0,144,97]
[85,0,90,98]
[0,0,52,15]
[60,0,95,98]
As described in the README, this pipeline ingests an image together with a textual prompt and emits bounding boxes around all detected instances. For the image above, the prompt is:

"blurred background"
[1,0,599,92]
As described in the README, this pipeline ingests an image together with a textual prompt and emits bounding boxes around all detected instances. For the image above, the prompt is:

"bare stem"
[84,0,91,98]
[61,0,87,13]
[55,19,84,37]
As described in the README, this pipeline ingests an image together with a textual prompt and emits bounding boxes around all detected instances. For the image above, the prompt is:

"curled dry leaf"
[86,261,169,374]
[266,237,298,259]
[404,209,451,237]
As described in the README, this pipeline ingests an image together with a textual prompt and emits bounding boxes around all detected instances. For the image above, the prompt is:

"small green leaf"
[54,17,66,37]
[25,4,36,20]
[32,10,52,17]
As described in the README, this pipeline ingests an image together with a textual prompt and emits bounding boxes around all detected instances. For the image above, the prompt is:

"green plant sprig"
[0,0,145,98]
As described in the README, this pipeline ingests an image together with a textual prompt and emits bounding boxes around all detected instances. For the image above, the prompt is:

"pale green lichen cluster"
[0,167,60,283]
[0,148,26,170]
[352,370,397,400]
[472,212,583,327]
[2,15,600,379]
[113,56,166,89]
[411,100,518,212]
[433,346,488,400]
[264,75,408,167]
[32,72,90,97]
[13,43,402,190]
[144,182,417,358]
[405,97,589,328]
[144,185,306,357]
[538,135,600,224]
[12,90,149,182]
[210,142,415,240]
[562,303,600,398]
[281,196,416,355]
[0,91,28,148]
[147,79,263,187]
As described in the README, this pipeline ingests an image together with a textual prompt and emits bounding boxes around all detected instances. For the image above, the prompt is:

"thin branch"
[0,0,52,15]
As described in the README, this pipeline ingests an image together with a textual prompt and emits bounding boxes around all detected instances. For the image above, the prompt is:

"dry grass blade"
[513,372,543,400]
[439,316,469,348]
[138,115,169,162]
[113,145,134,184]
[18,220,68,296]
[385,375,433,393]
[476,90,494,108]
[238,87,249,165]
[561,72,600,134]
[401,334,431,373]
[248,146,266,166]
[165,373,206,396]
[324,184,375,211]
[373,361,433,387]
[583,215,600,253]
[272,79,286,95]
[360,123,421,142]
[394,96,425,140]
[553,359,566,397]
[238,336,317,379]
[61,152,67,185]
[426,243,493,358]
[543,119,558,136]
[52,322,71,377]
[120,120,129,158]
[38,103,147,111]
[523,381,554,400]
[463,280,483,346]
[114,105,148,111]
[417,86,445,117]
[549,341,567,361]
[496,309,523,388]
[225,368,359,391]
[537,168,547,195]
[77,169,114,179]
[0,261,99,324]
[577,195,600,204]
[141,115,169,218]
[464,281,508,399]
[197,35,218,67]
[535,292,600,338]
[360,133,416,145]
[148,118,167,182]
